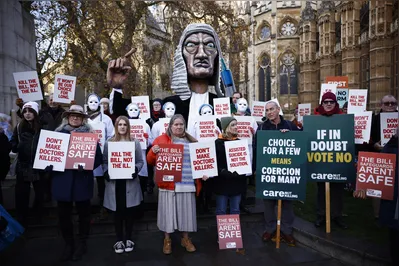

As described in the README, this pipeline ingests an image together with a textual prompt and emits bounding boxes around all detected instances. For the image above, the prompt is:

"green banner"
[255,131,308,201]
[303,114,355,183]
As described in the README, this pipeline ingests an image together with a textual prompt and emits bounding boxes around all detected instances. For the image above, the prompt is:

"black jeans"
[97,176,105,203]
[15,179,44,227]
[390,228,399,266]
[57,200,91,244]
[316,182,345,219]
[114,208,134,242]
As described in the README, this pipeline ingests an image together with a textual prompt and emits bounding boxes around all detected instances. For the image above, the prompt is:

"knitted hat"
[22,101,39,115]
[100,98,110,104]
[321,92,337,103]
[152,98,163,105]
[221,116,236,133]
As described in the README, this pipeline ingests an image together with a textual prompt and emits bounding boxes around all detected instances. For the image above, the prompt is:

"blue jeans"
[215,194,241,215]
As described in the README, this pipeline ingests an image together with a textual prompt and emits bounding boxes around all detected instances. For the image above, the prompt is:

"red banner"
[155,144,183,183]
[217,214,243,249]
[65,132,98,170]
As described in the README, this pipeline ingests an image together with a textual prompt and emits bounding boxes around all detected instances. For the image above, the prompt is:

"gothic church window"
[279,51,298,95]
[258,22,272,41]
[258,53,272,101]
[281,20,297,36]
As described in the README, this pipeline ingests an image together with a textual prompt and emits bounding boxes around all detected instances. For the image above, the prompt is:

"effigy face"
[183,32,218,80]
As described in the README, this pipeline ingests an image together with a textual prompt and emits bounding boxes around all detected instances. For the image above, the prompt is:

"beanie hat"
[152,98,163,105]
[100,98,110,104]
[22,101,39,115]
[321,92,337,103]
[221,116,236,133]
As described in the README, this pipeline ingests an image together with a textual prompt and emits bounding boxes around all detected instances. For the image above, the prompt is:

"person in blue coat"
[48,105,102,262]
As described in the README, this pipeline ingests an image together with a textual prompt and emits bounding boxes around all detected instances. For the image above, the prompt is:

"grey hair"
[55,116,92,132]
[166,114,186,137]
[381,95,397,103]
[265,101,280,109]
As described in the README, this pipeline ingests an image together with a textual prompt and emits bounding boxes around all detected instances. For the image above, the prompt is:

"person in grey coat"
[102,116,144,254]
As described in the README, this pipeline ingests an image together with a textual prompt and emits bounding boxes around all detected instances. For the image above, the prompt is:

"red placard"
[356,152,396,200]
[217,214,243,249]
[65,132,98,170]
[155,144,183,183]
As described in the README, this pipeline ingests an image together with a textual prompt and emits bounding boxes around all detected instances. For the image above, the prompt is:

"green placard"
[255,131,308,200]
[303,114,355,183]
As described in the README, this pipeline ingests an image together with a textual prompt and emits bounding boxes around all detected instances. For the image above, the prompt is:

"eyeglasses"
[322,100,336,105]
[184,42,217,55]
[382,101,397,106]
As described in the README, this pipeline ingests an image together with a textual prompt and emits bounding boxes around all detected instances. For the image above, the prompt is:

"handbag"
[0,204,24,252]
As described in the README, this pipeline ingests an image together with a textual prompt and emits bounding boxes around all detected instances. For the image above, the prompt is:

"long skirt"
[157,190,197,233]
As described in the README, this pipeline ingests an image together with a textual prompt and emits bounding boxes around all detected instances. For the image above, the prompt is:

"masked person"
[102,116,144,254]
[189,104,220,140]
[49,105,103,261]
[233,98,251,116]
[151,102,176,140]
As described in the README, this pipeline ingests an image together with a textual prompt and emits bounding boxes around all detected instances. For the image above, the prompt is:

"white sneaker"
[114,241,125,254]
[125,240,135,252]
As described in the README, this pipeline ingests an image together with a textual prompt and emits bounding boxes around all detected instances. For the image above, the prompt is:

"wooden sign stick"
[325,182,331,233]
[276,199,282,248]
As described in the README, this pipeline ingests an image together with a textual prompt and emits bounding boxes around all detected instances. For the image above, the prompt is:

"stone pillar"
[369,0,393,110]
[340,1,361,89]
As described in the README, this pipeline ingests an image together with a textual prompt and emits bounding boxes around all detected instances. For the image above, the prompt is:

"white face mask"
[127,104,140,118]
[200,106,213,116]
[164,103,176,118]
[88,95,100,111]
[237,98,248,113]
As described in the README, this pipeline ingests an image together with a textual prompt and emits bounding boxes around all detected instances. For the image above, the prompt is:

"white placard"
[265,98,284,115]
[380,113,399,146]
[234,116,256,143]
[193,115,219,142]
[13,71,43,102]
[251,101,266,122]
[224,140,252,175]
[89,120,106,152]
[354,111,372,144]
[53,74,76,104]
[131,96,151,120]
[189,141,218,179]
[348,89,368,114]
[213,97,231,118]
[159,118,170,135]
[108,141,136,179]
[297,103,311,124]
[33,130,70,172]
[129,119,147,149]
[319,83,337,104]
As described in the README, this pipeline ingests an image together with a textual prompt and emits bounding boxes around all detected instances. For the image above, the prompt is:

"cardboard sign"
[265,98,284,115]
[65,132,98,170]
[255,131,308,200]
[131,96,150,120]
[155,144,183,183]
[304,115,356,183]
[319,83,337,104]
[325,76,349,89]
[380,113,399,146]
[53,74,76,104]
[252,101,266,122]
[89,120,106,152]
[213,97,231,117]
[224,140,252,175]
[297,103,311,124]
[189,141,218,179]
[108,141,136,179]
[354,111,372,144]
[33,130,70,172]
[194,116,218,142]
[13,71,43,102]
[234,116,255,142]
[129,119,147,149]
[356,152,396,200]
[348,89,368,114]
[159,118,170,135]
[336,89,349,108]
[217,214,243,249]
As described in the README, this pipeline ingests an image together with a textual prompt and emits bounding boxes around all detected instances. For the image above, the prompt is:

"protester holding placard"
[151,102,176,140]
[51,105,103,261]
[232,97,251,116]
[146,98,165,129]
[10,102,44,228]
[102,116,144,254]
[147,114,206,255]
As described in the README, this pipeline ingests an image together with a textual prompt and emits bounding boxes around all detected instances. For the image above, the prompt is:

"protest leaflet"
[129,119,147,149]
[336,89,349,108]
[189,141,218,179]
[224,140,252,175]
[155,144,183,183]
[252,101,266,122]
[348,89,368,114]
[234,116,256,143]
[13,71,43,102]
[304,115,356,183]
[108,142,136,179]
[380,113,399,146]
[193,116,218,142]
[255,131,308,200]
[53,74,76,104]
[354,111,372,144]
[89,120,106,152]
[213,97,231,117]
[33,130,70,172]
[297,103,311,124]
[319,83,337,104]
[131,96,151,120]
[65,132,98,170]
[356,152,396,200]
[217,214,243,249]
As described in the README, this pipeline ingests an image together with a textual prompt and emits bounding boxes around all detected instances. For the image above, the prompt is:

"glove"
[104,171,110,182]
[15,98,24,108]
[143,133,149,139]
[132,167,139,180]
[45,165,53,172]
[78,165,84,172]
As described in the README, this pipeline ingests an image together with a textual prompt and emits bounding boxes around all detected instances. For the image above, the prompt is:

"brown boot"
[181,237,196,252]
[163,238,172,255]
